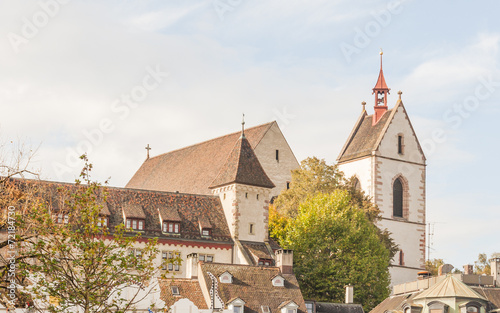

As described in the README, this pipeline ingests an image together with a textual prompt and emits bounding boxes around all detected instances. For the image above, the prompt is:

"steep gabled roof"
[160,279,208,309]
[209,135,275,189]
[126,122,276,195]
[199,263,307,313]
[337,100,426,163]
[337,108,393,163]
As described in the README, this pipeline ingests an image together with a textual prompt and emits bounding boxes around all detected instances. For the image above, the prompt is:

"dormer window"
[198,216,212,237]
[219,271,233,284]
[126,218,144,231]
[163,221,180,234]
[279,301,298,313]
[258,259,273,266]
[54,213,69,224]
[98,203,111,228]
[158,207,182,235]
[171,286,180,295]
[122,204,146,231]
[228,298,245,313]
[272,274,285,287]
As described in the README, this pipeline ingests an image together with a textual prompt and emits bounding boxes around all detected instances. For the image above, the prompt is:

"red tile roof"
[10,178,233,243]
[200,262,307,313]
[209,135,275,189]
[160,279,208,309]
[125,122,276,195]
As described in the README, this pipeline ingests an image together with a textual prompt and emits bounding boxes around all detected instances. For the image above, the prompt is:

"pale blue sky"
[0,0,499,271]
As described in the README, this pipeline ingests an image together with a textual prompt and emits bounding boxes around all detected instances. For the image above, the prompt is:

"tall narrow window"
[393,178,403,218]
[398,135,404,154]
[276,149,279,162]
[353,178,361,191]
[399,249,405,266]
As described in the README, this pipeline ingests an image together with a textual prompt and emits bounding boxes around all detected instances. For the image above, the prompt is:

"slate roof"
[200,262,306,313]
[472,287,500,309]
[209,135,275,189]
[126,121,276,195]
[160,278,208,309]
[316,302,365,313]
[9,178,233,243]
[337,109,393,163]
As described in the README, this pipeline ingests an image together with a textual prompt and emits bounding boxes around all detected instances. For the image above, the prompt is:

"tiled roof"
[122,203,146,219]
[240,241,273,265]
[413,275,486,300]
[160,278,208,309]
[100,203,111,216]
[472,287,500,309]
[209,135,275,189]
[200,262,306,313]
[337,109,393,163]
[316,302,364,313]
[198,215,212,229]
[158,206,181,222]
[10,178,233,243]
[126,122,276,195]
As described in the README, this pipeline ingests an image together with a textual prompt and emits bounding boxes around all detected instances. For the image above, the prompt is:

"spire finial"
[145,144,151,159]
[398,90,402,100]
[380,48,383,69]
[361,101,366,111]
[241,113,245,138]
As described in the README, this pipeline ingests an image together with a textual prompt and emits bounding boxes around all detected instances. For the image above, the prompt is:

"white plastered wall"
[254,122,300,197]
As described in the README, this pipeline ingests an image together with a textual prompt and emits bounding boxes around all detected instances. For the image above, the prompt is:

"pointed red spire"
[372,50,390,125]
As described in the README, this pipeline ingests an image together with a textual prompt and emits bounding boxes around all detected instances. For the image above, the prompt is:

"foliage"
[281,191,391,311]
[0,140,40,308]
[425,258,444,276]
[474,252,500,275]
[270,157,398,257]
[20,155,162,313]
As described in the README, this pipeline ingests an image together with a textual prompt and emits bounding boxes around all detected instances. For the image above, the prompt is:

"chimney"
[186,253,198,279]
[490,258,500,287]
[345,285,354,304]
[275,249,293,274]
[464,264,474,275]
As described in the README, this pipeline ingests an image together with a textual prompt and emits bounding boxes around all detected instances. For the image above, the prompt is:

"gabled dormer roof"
[209,135,275,189]
[337,100,426,163]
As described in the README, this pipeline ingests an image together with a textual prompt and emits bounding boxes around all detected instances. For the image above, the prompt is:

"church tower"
[209,120,276,265]
[337,52,427,287]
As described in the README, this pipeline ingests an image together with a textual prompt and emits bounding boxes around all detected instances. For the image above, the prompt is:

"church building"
[336,52,427,286]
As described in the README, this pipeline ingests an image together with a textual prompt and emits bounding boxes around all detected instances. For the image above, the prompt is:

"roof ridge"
[147,121,275,161]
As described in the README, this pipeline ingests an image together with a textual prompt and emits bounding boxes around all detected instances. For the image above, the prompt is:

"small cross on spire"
[145,144,151,159]
[241,113,246,138]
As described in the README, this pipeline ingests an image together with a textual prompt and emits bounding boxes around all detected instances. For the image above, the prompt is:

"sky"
[0,0,499,271]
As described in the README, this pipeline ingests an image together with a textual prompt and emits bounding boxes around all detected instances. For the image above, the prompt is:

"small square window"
[202,229,211,236]
[206,255,213,262]
[171,286,179,295]
[199,254,205,261]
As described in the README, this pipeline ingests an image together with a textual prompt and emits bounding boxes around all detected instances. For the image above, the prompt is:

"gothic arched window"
[393,178,404,218]
[353,177,361,191]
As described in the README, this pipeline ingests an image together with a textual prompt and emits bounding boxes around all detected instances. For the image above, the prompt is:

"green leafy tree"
[20,156,163,313]
[474,252,500,275]
[282,191,391,311]
[271,157,397,257]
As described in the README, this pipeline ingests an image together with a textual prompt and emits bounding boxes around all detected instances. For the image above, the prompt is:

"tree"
[270,157,398,257]
[425,258,444,276]
[281,191,391,311]
[0,140,40,308]
[474,252,500,275]
[20,156,163,313]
